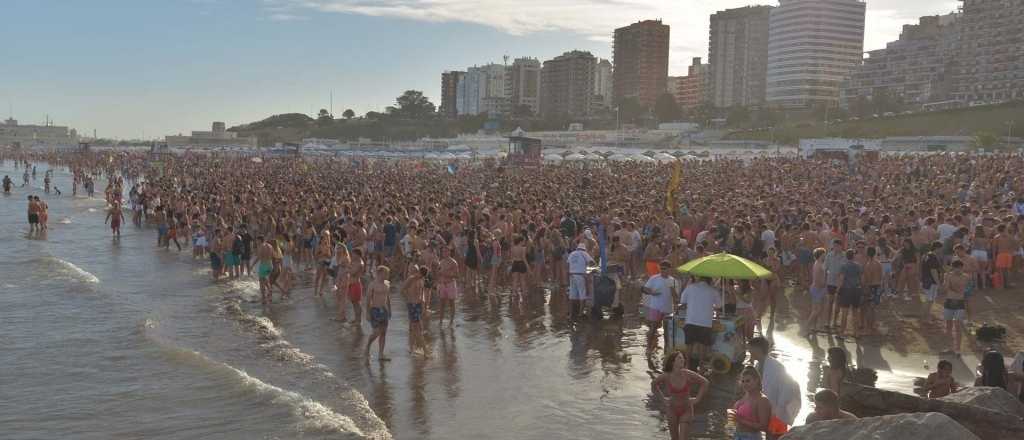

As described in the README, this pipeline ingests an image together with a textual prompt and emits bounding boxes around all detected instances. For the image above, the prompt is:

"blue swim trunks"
[407,303,423,323]
[810,286,826,305]
[370,307,390,328]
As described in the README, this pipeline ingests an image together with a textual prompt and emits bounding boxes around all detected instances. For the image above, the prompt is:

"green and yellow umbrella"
[677,253,773,280]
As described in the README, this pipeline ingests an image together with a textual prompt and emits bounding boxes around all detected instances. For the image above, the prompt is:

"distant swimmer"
[105,202,124,237]
[2,175,12,194]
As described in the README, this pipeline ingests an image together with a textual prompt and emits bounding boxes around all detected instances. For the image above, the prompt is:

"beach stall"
[507,135,542,167]
[667,253,774,374]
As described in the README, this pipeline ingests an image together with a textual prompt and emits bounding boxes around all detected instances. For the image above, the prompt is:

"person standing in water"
[403,265,428,355]
[251,236,275,305]
[364,265,392,362]
[105,202,124,237]
[27,195,40,234]
[2,175,12,194]
[730,367,772,440]
[651,351,710,440]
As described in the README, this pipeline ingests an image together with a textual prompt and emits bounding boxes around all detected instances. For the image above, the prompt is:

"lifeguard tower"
[507,127,541,167]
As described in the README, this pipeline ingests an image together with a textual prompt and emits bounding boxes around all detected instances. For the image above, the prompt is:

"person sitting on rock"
[925,360,959,399]
[805,390,857,424]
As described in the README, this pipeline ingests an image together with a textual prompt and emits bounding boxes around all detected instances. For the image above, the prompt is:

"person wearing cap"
[566,242,595,319]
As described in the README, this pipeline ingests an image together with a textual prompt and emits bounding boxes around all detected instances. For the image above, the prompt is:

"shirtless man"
[364,265,392,362]
[347,248,366,324]
[993,224,1016,289]
[251,236,275,305]
[437,246,460,327]
[403,265,428,355]
[941,259,969,356]
[953,244,979,322]
[105,202,125,237]
[861,246,883,335]
[925,360,959,399]
[807,248,828,334]
[27,195,40,234]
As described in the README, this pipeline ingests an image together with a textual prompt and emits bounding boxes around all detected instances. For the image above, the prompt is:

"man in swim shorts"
[252,236,275,305]
[403,265,428,354]
[27,195,40,234]
[437,246,459,327]
[364,265,392,362]
[994,224,1017,289]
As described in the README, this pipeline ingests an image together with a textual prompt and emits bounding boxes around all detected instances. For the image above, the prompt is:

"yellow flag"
[665,160,682,213]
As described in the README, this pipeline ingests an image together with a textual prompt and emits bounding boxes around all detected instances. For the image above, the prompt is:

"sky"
[0,0,959,139]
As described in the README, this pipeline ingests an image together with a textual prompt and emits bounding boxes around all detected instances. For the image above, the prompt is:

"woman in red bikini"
[730,366,772,440]
[652,351,710,440]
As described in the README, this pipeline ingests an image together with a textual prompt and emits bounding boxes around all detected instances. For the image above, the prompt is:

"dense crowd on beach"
[7,147,1024,440]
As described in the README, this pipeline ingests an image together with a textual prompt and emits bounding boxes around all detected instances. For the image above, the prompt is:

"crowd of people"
[8,147,1024,440]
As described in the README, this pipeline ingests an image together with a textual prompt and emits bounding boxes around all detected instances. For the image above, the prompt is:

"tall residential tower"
[766,0,866,109]
[612,19,670,108]
[540,50,597,118]
[709,5,773,108]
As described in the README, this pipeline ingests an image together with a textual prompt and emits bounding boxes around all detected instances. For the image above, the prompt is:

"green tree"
[726,106,751,127]
[512,104,534,118]
[393,90,436,119]
[316,108,332,125]
[615,97,645,125]
[973,131,1000,151]
[654,93,682,123]
[342,109,355,119]
[691,101,716,127]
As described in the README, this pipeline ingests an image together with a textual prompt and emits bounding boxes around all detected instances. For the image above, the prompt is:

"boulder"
[939,386,1024,418]
[782,412,978,440]
[838,382,1024,440]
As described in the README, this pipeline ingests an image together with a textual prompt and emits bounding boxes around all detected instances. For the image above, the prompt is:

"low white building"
[0,118,78,148]
[165,121,257,148]
[799,138,881,159]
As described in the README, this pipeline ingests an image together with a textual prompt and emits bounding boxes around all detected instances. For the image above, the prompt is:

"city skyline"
[1,0,958,139]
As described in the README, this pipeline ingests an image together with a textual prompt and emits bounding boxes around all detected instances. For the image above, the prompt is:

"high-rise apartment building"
[678,57,710,111]
[709,5,773,108]
[594,59,614,110]
[952,0,1024,104]
[766,0,866,109]
[841,14,959,107]
[456,63,508,116]
[479,63,509,116]
[508,57,541,116]
[540,50,597,117]
[440,71,464,118]
[667,76,684,102]
[613,19,670,108]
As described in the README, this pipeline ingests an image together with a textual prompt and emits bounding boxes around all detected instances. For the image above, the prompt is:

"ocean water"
[1,162,716,440]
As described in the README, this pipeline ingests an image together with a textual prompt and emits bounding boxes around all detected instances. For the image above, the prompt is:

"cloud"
[268,13,309,21]
[272,0,961,73]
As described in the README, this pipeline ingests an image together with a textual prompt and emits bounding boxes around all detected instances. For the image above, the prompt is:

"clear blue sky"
[0,0,957,139]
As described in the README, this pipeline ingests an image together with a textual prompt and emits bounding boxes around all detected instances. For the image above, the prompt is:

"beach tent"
[632,154,656,163]
[565,153,587,161]
[654,153,677,163]
[544,154,564,162]
[607,153,633,162]
[584,153,605,161]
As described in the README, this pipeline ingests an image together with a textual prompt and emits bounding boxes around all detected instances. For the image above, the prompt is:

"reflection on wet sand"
[260,272,963,440]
